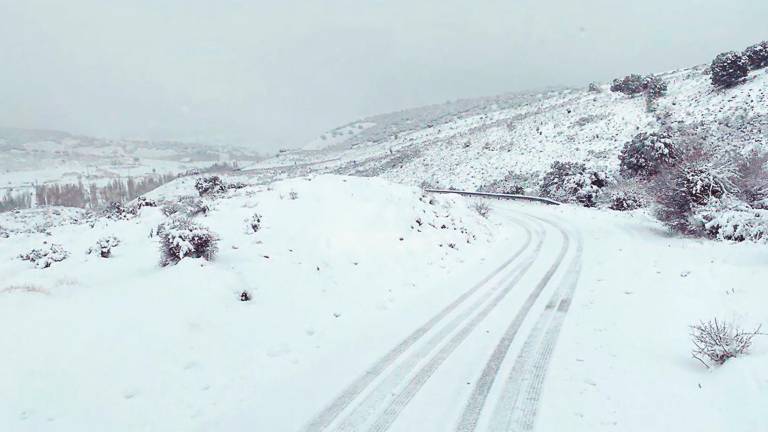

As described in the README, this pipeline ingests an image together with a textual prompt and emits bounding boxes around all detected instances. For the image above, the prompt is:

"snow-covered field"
[1,175,765,431]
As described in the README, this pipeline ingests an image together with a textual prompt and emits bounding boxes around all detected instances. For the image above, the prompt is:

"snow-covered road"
[303,209,583,432]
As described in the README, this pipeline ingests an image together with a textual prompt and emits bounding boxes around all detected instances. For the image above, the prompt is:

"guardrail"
[423,189,562,206]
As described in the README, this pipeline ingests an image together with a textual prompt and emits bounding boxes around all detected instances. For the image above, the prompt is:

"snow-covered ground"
[245,65,768,192]
[1,175,765,431]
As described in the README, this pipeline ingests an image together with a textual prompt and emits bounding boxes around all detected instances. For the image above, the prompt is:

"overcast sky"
[1,0,766,151]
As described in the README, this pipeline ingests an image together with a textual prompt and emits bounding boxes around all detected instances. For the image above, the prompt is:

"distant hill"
[249,63,767,191]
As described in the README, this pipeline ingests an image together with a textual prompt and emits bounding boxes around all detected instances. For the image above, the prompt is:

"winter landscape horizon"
[2,2,767,432]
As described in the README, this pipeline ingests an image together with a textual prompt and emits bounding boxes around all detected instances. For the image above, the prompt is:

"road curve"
[300,210,582,432]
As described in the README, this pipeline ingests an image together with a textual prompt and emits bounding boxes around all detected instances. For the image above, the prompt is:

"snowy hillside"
[249,65,768,191]
[1,174,765,431]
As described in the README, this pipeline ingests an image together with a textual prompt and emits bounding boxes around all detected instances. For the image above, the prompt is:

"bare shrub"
[248,213,263,233]
[0,190,32,212]
[652,153,736,234]
[691,318,761,367]
[289,190,299,200]
[479,171,530,195]
[19,242,69,269]
[157,217,219,266]
[734,150,768,206]
[471,201,491,218]
[1,284,50,295]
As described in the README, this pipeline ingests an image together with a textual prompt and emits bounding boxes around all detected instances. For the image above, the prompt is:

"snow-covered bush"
[652,159,735,234]
[248,213,262,233]
[471,201,491,218]
[88,236,121,258]
[135,196,157,210]
[610,74,668,103]
[479,171,529,195]
[181,197,210,217]
[289,190,299,200]
[694,200,768,242]
[157,217,219,266]
[540,161,607,207]
[194,176,226,197]
[608,191,645,211]
[619,131,678,178]
[103,201,135,220]
[161,202,184,217]
[691,318,761,367]
[643,75,668,100]
[710,51,750,88]
[227,181,247,190]
[161,197,210,218]
[587,82,601,93]
[743,41,768,70]
[610,74,647,95]
[19,243,69,269]
[0,225,8,238]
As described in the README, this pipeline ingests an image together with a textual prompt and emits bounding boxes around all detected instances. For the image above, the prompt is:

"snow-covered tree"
[619,131,677,178]
[194,176,226,197]
[743,41,768,70]
[710,51,749,88]
[610,74,646,95]
[644,75,667,98]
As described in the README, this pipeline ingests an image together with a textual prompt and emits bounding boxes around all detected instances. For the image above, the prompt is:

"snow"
[2,59,768,432]
[1,175,765,431]
[0,175,509,431]
[246,65,767,194]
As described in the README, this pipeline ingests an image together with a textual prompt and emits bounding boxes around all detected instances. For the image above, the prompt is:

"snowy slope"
[249,66,768,191]
[0,175,509,431]
[1,176,765,431]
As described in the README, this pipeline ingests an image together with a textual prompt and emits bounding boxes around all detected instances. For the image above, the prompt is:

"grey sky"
[1,0,766,151]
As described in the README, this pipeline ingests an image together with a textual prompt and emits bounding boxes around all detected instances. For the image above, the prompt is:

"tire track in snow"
[341,227,545,432]
[365,217,554,432]
[484,217,583,432]
[503,222,583,432]
[301,219,535,432]
[454,216,572,432]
